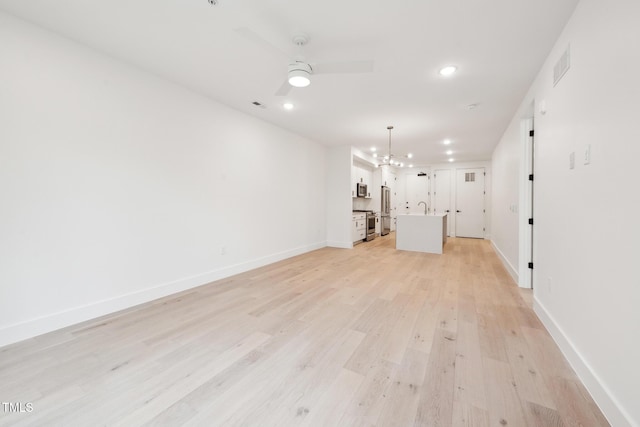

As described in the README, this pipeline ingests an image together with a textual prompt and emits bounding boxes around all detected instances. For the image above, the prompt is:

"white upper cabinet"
[352,159,374,198]
[381,167,391,188]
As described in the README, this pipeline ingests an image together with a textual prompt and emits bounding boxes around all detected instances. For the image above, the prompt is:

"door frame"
[519,117,534,289]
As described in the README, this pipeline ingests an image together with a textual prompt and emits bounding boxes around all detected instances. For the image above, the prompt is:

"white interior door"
[404,173,429,214]
[455,168,485,238]
[433,169,452,235]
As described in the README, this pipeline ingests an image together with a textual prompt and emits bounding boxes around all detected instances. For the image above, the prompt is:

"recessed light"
[409,164,414,168]
[371,147,377,152]
[283,102,294,110]
[407,153,413,158]
[373,153,378,158]
[439,66,457,76]
[400,163,404,167]
[443,139,452,145]
[449,158,455,162]
[446,150,453,155]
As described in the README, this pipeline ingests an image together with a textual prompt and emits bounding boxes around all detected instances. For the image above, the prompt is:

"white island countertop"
[396,213,448,254]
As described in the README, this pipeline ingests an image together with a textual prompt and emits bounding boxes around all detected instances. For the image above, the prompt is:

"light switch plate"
[569,151,575,169]
[584,144,591,165]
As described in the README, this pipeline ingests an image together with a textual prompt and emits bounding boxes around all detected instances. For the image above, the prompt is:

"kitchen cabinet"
[352,213,366,242]
[351,164,358,197]
[352,161,373,198]
[381,167,391,187]
[396,213,448,254]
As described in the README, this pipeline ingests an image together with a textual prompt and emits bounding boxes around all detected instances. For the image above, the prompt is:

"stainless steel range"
[365,212,376,241]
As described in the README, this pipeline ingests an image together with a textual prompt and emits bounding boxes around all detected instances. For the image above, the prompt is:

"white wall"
[326,145,353,248]
[0,12,327,347]
[491,118,526,283]
[491,1,640,425]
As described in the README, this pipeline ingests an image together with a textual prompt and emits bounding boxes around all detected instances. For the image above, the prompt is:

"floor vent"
[553,45,571,87]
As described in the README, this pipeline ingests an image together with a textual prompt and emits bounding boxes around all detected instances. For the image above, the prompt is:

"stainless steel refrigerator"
[381,186,391,236]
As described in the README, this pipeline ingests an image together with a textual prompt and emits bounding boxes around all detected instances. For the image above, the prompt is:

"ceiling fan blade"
[312,60,374,75]
[234,27,290,60]
[274,79,292,96]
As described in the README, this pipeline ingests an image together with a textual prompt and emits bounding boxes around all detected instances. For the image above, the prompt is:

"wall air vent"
[553,45,571,87]
[465,172,476,182]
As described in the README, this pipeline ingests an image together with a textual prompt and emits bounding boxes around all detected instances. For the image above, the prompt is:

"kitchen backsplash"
[352,197,376,212]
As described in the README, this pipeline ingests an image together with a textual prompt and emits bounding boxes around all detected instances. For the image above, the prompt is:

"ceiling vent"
[553,45,571,87]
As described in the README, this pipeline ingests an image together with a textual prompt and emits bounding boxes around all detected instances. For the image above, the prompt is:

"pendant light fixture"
[385,125,394,165]
[382,125,409,167]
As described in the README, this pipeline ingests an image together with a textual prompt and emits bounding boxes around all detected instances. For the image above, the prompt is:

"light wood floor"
[0,236,609,426]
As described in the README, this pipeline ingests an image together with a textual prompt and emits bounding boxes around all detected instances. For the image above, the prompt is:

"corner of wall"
[533,297,635,427]
[0,241,326,348]
[490,239,519,284]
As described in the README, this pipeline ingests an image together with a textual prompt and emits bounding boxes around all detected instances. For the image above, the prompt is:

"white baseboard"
[534,298,635,427]
[490,240,519,284]
[0,241,327,348]
[326,240,353,249]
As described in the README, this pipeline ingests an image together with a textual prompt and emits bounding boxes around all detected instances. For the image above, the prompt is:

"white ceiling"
[0,0,579,166]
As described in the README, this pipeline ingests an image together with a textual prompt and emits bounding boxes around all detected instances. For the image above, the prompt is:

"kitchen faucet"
[418,201,427,215]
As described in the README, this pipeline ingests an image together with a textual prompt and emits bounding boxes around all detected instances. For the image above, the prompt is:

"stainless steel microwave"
[357,183,367,197]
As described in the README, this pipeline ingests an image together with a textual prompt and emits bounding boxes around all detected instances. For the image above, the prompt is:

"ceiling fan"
[235,28,375,96]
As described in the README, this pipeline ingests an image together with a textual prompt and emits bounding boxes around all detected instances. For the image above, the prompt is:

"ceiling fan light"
[288,63,312,88]
[289,73,310,87]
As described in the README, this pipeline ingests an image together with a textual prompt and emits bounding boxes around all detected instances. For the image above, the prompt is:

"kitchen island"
[396,213,447,254]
